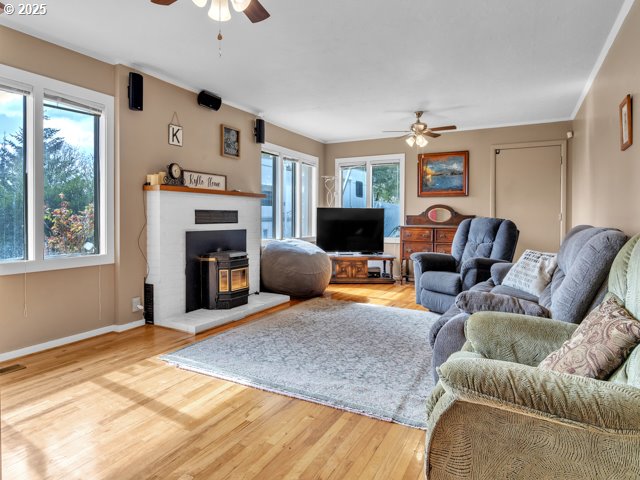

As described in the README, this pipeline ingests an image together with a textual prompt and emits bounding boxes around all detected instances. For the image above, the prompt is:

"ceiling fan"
[150,0,270,24]
[384,111,457,147]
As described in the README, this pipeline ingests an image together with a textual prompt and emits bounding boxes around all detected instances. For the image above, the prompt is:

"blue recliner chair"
[411,217,519,313]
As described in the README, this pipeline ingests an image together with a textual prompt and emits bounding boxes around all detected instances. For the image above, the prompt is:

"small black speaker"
[254,118,265,144]
[197,90,222,111]
[144,283,154,324]
[128,72,143,111]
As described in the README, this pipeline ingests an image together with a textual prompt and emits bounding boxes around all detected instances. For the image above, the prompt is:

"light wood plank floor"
[1,284,427,480]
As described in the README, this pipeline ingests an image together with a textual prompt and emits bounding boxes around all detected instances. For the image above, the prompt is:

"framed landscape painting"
[418,151,469,197]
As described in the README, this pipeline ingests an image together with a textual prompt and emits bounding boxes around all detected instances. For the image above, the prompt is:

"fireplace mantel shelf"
[144,184,266,198]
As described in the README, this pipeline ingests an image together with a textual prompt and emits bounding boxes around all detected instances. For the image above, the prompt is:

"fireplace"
[200,250,250,309]
[145,187,290,333]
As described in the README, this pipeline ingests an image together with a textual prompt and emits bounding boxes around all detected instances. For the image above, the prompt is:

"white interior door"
[494,144,564,259]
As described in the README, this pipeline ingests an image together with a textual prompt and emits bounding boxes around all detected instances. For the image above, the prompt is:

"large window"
[260,144,318,240]
[0,65,114,275]
[0,88,27,262]
[336,154,405,239]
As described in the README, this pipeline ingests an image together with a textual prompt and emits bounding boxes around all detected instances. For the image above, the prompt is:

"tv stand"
[328,253,396,284]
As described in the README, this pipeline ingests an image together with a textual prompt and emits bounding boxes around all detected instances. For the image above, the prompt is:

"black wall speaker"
[254,118,265,144]
[128,72,143,111]
[197,90,222,111]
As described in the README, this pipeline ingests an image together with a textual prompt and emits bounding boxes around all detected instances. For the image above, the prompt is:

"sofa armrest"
[455,291,550,318]
[410,252,456,273]
[465,311,577,366]
[460,258,509,290]
[410,252,457,303]
[490,262,513,285]
[438,357,640,433]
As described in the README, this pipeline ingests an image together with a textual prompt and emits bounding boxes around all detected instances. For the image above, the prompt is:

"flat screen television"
[316,208,385,254]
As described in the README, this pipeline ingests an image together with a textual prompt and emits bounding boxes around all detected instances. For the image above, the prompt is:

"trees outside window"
[0,64,114,275]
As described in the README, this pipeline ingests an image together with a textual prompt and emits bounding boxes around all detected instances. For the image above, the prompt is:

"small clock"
[166,163,183,186]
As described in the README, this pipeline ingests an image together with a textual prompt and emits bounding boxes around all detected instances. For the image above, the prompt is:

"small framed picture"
[221,124,240,158]
[620,94,632,151]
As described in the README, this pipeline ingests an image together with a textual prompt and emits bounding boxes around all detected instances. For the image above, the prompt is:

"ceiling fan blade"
[429,125,457,132]
[0,1,6,12]
[383,130,411,133]
[150,0,178,4]
[244,0,270,23]
[424,131,441,138]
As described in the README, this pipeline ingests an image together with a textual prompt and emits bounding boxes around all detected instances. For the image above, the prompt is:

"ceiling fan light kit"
[414,135,428,148]
[386,111,457,148]
[207,0,231,21]
[231,0,252,12]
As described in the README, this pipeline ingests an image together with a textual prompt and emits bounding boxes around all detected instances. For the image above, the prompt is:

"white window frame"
[261,143,318,241]
[0,64,115,275]
[335,154,405,243]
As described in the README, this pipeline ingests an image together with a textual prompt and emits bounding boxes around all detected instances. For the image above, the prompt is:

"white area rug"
[161,298,440,429]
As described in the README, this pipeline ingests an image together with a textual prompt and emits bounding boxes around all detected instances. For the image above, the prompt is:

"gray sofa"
[429,225,628,381]
[411,217,519,313]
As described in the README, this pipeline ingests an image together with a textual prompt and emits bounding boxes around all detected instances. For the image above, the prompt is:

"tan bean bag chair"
[261,239,331,297]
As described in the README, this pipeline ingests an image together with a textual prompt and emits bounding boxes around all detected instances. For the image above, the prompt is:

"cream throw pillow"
[539,297,640,379]
[502,249,557,296]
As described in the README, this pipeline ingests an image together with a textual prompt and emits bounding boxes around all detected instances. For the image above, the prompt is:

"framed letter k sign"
[168,124,183,147]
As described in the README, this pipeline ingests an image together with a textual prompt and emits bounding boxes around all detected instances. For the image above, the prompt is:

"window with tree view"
[43,100,99,257]
[0,65,114,275]
[337,156,404,239]
[0,87,27,262]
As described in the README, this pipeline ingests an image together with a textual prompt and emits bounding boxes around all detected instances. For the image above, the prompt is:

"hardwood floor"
[1,284,427,480]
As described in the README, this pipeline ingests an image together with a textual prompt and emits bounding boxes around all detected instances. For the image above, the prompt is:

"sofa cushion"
[539,297,640,379]
[502,250,558,296]
[422,270,462,296]
[453,218,517,266]
[548,226,627,323]
[491,284,539,303]
[456,291,551,318]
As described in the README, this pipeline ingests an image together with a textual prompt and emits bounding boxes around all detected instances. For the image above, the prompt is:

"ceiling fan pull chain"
[217,0,223,57]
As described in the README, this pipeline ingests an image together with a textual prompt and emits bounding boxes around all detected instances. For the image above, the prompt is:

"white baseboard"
[0,319,147,363]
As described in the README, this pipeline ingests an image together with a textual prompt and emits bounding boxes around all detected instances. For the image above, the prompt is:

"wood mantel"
[143,184,266,198]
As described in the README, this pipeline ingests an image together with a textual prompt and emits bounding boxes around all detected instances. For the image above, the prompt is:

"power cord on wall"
[137,188,149,280]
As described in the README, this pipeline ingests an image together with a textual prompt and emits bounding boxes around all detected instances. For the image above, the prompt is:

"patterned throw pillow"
[502,249,557,296]
[539,297,640,379]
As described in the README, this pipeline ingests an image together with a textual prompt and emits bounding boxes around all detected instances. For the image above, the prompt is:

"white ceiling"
[1,0,630,142]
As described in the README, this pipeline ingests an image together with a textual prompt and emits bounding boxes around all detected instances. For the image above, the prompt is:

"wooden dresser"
[400,205,474,283]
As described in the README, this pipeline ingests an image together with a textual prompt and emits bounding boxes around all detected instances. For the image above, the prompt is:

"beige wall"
[571,1,640,235]
[325,122,571,220]
[0,27,323,351]
[0,26,117,352]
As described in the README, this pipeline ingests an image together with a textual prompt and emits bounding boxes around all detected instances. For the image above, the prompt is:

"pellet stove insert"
[200,250,249,309]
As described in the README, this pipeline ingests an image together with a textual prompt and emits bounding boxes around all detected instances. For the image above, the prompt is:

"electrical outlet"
[131,297,142,313]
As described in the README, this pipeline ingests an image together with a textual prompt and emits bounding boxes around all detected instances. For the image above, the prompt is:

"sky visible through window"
[0,90,23,139]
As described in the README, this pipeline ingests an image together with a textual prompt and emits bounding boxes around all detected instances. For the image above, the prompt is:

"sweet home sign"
[183,170,227,191]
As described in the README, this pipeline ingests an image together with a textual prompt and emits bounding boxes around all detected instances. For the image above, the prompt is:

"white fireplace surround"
[145,187,289,333]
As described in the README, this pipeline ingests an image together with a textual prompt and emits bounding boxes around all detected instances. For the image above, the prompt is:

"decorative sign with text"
[183,170,227,191]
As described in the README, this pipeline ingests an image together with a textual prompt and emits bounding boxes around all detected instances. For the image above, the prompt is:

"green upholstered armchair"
[425,234,640,479]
